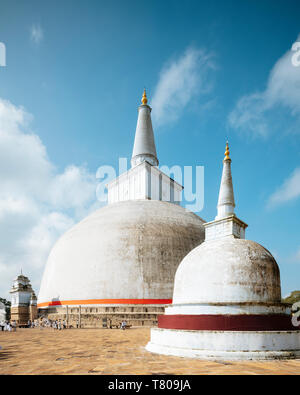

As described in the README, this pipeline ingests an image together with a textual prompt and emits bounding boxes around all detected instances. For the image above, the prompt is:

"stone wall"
[38,305,165,328]
[29,305,38,321]
[11,306,29,325]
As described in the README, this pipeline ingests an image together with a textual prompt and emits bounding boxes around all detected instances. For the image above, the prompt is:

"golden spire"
[224,141,230,161]
[141,88,148,105]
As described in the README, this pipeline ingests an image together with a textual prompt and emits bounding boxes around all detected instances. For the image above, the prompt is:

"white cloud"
[0,99,52,198]
[228,92,270,138]
[30,24,44,45]
[0,98,100,299]
[151,47,216,127]
[268,167,300,207]
[229,34,300,137]
[20,212,75,270]
[49,165,96,211]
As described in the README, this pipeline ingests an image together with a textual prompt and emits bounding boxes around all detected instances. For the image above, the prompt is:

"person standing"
[121,320,127,330]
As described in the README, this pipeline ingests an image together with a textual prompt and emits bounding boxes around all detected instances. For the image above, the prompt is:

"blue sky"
[0,0,300,297]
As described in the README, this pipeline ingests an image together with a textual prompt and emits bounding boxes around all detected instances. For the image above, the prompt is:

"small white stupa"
[146,143,300,360]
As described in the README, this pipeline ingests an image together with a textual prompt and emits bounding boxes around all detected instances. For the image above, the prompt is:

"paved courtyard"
[0,328,299,375]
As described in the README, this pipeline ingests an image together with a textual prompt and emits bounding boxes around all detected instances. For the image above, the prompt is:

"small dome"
[38,200,205,305]
[173,238,281,305]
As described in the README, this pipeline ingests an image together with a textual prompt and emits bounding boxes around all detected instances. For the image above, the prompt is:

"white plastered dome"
[173,237,281,305]
[38,200,205,305]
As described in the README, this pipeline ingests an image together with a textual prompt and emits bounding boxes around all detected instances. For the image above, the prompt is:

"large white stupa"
[37,91,205,327]
[146,143,300,359]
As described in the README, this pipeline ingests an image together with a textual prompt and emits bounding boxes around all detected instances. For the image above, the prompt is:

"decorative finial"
[141,88,148,105]
[224,141,230,161]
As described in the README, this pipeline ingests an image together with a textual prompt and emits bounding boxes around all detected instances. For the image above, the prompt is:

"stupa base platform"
[38,304,167,328]
[146,328,300,360]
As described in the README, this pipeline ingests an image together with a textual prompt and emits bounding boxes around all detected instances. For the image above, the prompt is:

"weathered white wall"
[107,162,183,205]
[0,303,6,321]
[11,291,32,307]
[146,328,300,360]
[165,303,290,316]
[205,216,247,241]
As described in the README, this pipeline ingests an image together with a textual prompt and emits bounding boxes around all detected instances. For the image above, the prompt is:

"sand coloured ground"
[0,328,300,375]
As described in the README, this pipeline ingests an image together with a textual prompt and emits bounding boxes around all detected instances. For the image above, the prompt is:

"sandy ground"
[0,327,299,375]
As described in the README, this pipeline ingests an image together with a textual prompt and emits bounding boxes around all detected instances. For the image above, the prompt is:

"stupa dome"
[38,90,206,329]
[38,199,205,306]
[173,237,281,305]
[146,143,300,360]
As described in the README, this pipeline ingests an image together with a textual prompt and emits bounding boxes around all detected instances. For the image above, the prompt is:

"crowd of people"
[26,318,68,330]
[0,318,70,331]
[0,318,129,330]
[50,319,68,330]
[0,320,17,331]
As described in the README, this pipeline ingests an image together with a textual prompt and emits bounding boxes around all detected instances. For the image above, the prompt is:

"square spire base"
[204,215,248,241]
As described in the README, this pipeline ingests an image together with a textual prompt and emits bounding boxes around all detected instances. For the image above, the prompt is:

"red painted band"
[37,298,172,308]
[158,314,299,331]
